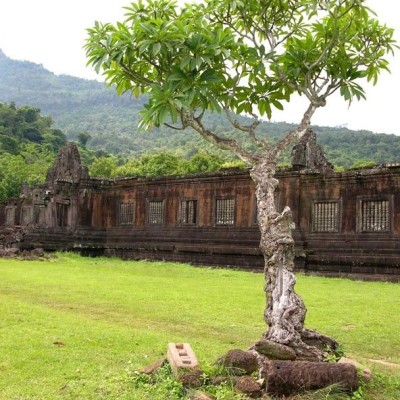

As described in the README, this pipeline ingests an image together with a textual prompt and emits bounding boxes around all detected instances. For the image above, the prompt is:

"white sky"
[0,0,398,135]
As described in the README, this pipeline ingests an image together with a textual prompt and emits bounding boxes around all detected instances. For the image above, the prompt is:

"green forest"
[0,102,245,202]
[2,49,400,202]
[0,102,63,201]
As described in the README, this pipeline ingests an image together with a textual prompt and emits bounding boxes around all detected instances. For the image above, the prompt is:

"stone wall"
[1,143,400,281]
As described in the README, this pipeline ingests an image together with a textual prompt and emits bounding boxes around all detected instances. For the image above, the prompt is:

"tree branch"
[181,110,257,164]
[163,122,186,130]
[273,102,319,158]
[224,108,271,151]
[119,61,155,86]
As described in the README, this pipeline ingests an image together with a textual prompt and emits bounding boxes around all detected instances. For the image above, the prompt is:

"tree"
[137,152,184,176]
[89,156,119,178]
[0,146,54,202]
[22,127,44,143]
[85,0,397,360]
[186,151,225,173]
[77,131,92,147]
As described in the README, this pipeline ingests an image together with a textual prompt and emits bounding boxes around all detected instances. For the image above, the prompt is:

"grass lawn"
[0,252,399,399]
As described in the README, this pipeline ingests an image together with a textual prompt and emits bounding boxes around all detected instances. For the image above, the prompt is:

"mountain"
[2,48,400,167]
[0,49,148,152]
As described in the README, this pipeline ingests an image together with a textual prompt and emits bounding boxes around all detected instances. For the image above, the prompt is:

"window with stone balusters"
[215,197,235,225]
[360,199,390,232]
[119,202,135,225]
[312,201,340,232]
[147,200,165,225]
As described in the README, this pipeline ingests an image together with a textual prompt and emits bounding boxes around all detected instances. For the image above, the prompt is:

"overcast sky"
[0,0,398,135]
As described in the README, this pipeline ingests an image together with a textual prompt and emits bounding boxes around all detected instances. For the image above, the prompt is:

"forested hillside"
[0,102,244,202]
[1,49,400,167]
[0,103,65,201]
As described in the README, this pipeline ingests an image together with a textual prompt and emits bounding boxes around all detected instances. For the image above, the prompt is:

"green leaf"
[152,42,161,56]
[199,70,222,83]
[271,99,284,111]
[168,68,188,82]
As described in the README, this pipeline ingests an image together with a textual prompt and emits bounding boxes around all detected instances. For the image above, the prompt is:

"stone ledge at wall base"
[0,247,19,257]
[0,226,29,250]
[0,247,55,260]
[298,259,400,283]
[7,227,400,282]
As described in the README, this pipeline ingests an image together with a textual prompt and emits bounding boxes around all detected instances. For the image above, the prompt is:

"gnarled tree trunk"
[251,159,337,361]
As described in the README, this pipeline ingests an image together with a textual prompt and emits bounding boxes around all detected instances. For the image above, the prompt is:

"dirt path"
[367,359,400,369]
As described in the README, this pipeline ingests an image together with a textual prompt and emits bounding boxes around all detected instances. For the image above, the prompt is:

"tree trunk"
[250,159,337,361]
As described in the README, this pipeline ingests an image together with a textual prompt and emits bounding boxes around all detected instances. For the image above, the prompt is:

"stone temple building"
[1,135,399,281]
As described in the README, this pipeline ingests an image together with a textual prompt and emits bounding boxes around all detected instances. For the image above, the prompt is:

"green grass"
[0,252,399,399]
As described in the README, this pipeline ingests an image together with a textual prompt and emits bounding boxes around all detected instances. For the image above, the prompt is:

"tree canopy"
[85,0,397,165]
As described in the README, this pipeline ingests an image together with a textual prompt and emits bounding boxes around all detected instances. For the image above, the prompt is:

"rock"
[140,358,166,375]
[190,391,216,400]
[234,376,262,399]
[31,247,45,257]
[254,339,297,360]
[300,329,339,356]
[338,357,372,382]
[209,375,236,386]
[262,360,359,396]
[0,247,19,258]
[179,369,203,388]
[216,349,258,376]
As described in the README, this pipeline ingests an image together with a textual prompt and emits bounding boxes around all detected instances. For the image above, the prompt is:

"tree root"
[255,328,339,362]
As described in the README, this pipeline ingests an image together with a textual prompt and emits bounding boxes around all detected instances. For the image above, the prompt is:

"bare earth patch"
[367,359,400,370]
